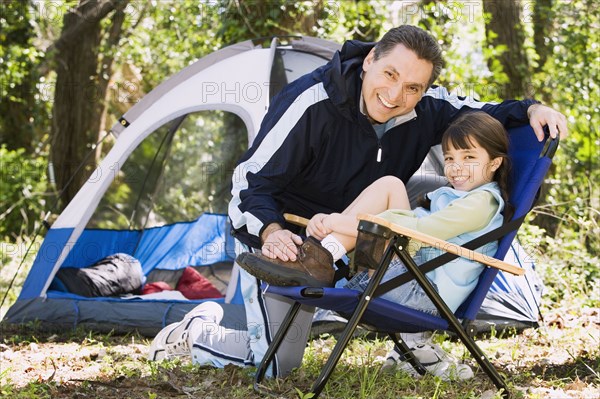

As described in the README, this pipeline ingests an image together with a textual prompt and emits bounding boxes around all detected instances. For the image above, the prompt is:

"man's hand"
[527,103,568,141]
[261,223,303,261]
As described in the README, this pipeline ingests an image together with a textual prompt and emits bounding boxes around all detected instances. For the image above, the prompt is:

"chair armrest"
[284,213,310,227]
[357,213,524,276]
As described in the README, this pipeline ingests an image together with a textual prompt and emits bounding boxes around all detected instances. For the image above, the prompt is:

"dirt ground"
[1,306,598,399]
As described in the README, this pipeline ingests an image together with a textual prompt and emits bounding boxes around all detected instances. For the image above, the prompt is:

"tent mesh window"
[88,111,247,230]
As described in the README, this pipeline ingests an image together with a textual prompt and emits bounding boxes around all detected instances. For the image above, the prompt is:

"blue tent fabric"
[19,228,74,299]
[62,229,141,268]
[57,213,232,274]
[134,213,231,274]
[6,213,236,335]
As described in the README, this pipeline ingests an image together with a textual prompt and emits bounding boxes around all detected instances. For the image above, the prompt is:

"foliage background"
[0,1,598,398]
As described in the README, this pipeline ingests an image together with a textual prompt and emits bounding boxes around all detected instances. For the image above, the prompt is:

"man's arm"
[423,86,568,142]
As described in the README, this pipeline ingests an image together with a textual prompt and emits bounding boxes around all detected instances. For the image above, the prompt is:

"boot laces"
[297,243,316,278]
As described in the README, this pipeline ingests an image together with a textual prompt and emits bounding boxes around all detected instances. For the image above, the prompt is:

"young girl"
[307,111,511,314]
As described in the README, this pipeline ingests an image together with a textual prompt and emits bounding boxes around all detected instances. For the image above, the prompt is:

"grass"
[1,310,598,398]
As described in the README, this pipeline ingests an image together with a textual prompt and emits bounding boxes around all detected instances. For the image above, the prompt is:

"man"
[150,25,566,378]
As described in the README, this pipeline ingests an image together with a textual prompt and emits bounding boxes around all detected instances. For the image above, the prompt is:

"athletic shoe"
[148,302,223,361]
[381,342,474,381]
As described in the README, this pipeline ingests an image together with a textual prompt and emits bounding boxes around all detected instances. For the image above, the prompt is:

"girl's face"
[443,137,502,192]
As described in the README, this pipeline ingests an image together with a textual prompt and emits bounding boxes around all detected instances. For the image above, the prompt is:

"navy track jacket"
[229,40,536,249]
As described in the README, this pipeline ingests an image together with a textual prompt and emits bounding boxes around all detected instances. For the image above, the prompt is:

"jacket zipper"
[373,115,417,162]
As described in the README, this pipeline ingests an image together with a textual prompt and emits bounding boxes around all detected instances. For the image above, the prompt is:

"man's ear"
[363,48,376,72]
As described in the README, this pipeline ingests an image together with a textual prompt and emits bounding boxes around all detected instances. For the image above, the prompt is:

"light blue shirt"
[414,182,505,312]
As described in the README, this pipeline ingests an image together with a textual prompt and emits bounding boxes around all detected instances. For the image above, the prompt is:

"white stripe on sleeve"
[228,82,329,236]
[424,86,498,110]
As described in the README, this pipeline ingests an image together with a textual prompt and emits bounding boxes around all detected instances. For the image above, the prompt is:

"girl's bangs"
[442,128,478,151]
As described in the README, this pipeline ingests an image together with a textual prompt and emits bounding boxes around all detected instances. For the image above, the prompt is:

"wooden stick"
[284,213,310,227]
[357,213,524,275]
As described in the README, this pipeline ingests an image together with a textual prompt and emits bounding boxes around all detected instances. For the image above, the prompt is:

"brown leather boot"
[236,237,335,287]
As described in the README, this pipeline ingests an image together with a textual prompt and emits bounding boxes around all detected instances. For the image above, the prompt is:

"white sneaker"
[148,302,223,361]
[381,342,474,381]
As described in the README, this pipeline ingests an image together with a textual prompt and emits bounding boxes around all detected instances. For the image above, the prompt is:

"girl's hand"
[307,213,331,240]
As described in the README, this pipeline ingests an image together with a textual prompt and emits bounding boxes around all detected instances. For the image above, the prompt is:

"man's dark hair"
[374,25,444,88]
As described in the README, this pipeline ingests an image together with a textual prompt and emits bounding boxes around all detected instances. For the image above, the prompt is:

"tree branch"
[52,0,127,51]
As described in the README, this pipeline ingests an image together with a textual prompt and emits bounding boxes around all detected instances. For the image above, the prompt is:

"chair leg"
[254,301,303,392]
[394,246,510,398]
[453,323,510,398]
[389,333,428,376]
[309,306,364,396]
[309,239,399,397]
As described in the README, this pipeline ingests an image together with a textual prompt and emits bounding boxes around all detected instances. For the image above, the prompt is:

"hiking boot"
[236,236,335,287]
[381,342,474,381]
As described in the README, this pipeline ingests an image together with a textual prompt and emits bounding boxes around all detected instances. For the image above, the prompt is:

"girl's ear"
[490,157,503,172]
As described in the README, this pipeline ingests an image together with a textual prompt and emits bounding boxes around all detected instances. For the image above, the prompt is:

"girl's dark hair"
[441,112,514,221]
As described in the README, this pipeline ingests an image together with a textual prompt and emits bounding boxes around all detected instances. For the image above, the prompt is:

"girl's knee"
[376,175,405,190]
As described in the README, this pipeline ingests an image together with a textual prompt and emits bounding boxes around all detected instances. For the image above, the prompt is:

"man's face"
[362,44,433,123]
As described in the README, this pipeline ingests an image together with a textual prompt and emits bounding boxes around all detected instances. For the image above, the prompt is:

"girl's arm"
[379,190,500,248]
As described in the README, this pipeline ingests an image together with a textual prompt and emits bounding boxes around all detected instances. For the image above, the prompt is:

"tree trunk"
[50,0,126,208]
[533,0,554,73]
[94,5,128,163]
[483,0,531,99]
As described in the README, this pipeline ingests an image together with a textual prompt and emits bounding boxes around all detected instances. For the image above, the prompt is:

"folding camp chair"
[253,125,558,398]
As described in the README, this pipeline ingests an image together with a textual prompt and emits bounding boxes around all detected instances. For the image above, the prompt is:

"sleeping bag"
[55,253,144,297]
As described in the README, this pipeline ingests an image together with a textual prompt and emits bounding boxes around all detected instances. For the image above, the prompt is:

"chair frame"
[255,219,520,397]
